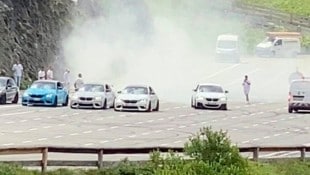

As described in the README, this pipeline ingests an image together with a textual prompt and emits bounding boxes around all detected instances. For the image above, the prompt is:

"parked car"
[191,83,228,110]
[114,85,159,112]
[22,80,69,107]
[288,78,310,113]
[0,76,19,104]
[216,34,240,62]
[70,83,115,109]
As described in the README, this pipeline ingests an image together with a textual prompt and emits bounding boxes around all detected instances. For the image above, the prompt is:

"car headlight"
[46,94,53,98]
[115,98,122,103]
[71,95,78,100]
[196,96,204,100]
[94,96,103,101]
[220,97,227,101]
[23,92,29,97]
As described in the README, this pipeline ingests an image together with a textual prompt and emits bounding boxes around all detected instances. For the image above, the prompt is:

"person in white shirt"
[12,61,23,87]
[63,69,70,91]
[38,67,46,80]
[242,75,251,103]
[46,66,53,80]
[74,73,84,91]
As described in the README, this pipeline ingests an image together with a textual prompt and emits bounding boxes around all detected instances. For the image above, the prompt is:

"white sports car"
[70,83,115,109]
[191,84,228,110]
[114,85,159,112]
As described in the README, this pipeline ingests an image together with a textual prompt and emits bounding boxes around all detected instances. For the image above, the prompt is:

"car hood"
[117,94,149,100]
[73,91,105,97]
[25,88,56,95]
[196,92,226,98]
[256,41,272,49]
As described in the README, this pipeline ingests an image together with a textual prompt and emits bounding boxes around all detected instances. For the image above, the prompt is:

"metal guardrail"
[0,146,309,173]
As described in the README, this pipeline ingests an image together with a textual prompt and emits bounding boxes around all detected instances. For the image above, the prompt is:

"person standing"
[74,73,84,91]
[46,66,53,80]
[12,60,23,87]
[242,75,251,103]
[63,69,70,91]
[38,67,46,80]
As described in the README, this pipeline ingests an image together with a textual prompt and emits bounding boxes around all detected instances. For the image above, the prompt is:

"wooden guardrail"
[232,2,310,31]
[0,146,309,174]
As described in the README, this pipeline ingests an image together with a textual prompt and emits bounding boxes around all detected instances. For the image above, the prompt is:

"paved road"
[0,56,309,161]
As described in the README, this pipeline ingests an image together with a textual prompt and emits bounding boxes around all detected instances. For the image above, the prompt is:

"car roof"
[217,34,238,41]
[124,85,149,88]
[198,83,223,87]
[34,80,58,83]
[0,76,11,80]
[291,79,310,84]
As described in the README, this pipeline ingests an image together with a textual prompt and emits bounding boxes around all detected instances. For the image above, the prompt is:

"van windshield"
[290,81,310,91]
[217,40,237,49]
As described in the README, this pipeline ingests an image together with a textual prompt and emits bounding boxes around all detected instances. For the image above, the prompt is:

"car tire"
[114,107,120,112]
[288,107,293,113]
[12,93,19,104]
[0,94,6,104]
[154,100,159,111]
[147,102,152,112]
[220,104,227,110]
[63,96,69,106]
[191,99,195,108]
[52,96,58,107]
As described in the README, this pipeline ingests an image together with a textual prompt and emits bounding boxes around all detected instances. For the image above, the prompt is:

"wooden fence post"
[301,147,306,162]
[253,147,259,161]
[41,147,48,174]
[98,149,103,169]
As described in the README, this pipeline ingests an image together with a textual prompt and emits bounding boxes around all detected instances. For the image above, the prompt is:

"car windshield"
[31,82,56,89]
[217,40,237,49]
[123,86,148,95]
[0,79,6,87]
[290,81,310,91]
[78,84,104,92]
[199,85,223,93]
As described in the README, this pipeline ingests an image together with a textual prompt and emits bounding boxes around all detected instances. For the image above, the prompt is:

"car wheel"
[12,93,19,104]
[154,100,159,111]
[52,96,58,107]
[288,107,293,113]
[147,102,152,112]
[220,104,227,110]
[63,96,69,106]
[0,94,6,104]
[191,99,195,108]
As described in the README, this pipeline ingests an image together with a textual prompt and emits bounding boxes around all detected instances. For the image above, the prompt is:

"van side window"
[274,39,282,46]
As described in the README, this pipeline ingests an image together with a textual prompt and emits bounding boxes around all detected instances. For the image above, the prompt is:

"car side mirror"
[193,89,197,92]
[150,92,155,95]
[117,91,121,94]
[57,86,63,90]
[7,84,12,88]
[106,89,111,92]
[225,90,229,93]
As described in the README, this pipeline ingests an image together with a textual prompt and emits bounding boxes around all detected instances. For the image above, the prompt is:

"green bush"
[0,163,39,175]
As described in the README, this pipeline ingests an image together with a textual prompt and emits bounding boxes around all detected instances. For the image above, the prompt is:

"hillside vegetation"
[240,0,310,16]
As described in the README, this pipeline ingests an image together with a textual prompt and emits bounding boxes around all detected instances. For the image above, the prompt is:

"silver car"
[70,83,115,109]
[114,85,159,112]
[0,77,19,104]
[191,84,228,110]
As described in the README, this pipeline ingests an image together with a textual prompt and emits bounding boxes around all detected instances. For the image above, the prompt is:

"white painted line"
[191,123,197,126]
[263,136,270,139]
[58,124,66,126]
[124,124,132,127]
[160,143,168,146]
[262,122,269,124]
[19,120,27,123]
[69,133,79,136]
[22,140,32,144]
[285,131,290,134]
[84,143,94,146]
[294,129,301,132]
[38,138,47,141]
[142,132,150,135]
[83,130,92,134]
[155,130,163,133]
[96,118,104,121]
[33,118,42,121]
[13,130,23,133]
[100,140,109,144]
[243,126,249,129]
[232,128,238,131]
[173,140,182,144]
[110,126,119,129]
[252,138,260,141]
[2,143,14,146]
[137,122,144,124]
[270,120,277,123]
[167,128,175,131]
[54,135,63,139]
[5,121,14,124]
[222,118,227,121]
[0,111,33,117]
[178,114,186,117]
[174,107,181,109]
[178,126,186,129]
[43,126,51,129]
[280,118,286,121]
[113,138,123,141]
[157,118,164,121]
[189,113,196,116]
[212,120,217,122]
[231,116,237,119]
[252,124,258,127]
[128,135,136,138]
[147,120,154,123]
[97,128,106,131]
[273,134,281,137]
[242,140,249,144]
[61,114,68,117]
[29,128,37,131]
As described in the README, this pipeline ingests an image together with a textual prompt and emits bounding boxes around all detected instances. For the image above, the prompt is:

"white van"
[288,79,310,113]
[256,32,301,57]
[216,34,240,62]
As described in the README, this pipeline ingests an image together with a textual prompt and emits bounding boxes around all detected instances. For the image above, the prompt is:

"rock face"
[0,0,76,87]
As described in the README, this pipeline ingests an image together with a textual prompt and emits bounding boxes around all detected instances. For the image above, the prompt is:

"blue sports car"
[22,80,69,107]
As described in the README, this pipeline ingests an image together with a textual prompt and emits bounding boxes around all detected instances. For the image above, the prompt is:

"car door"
[6,79,17,101]
[105,84,114,106]
[149,87,157,108]
[56,82,65,103]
